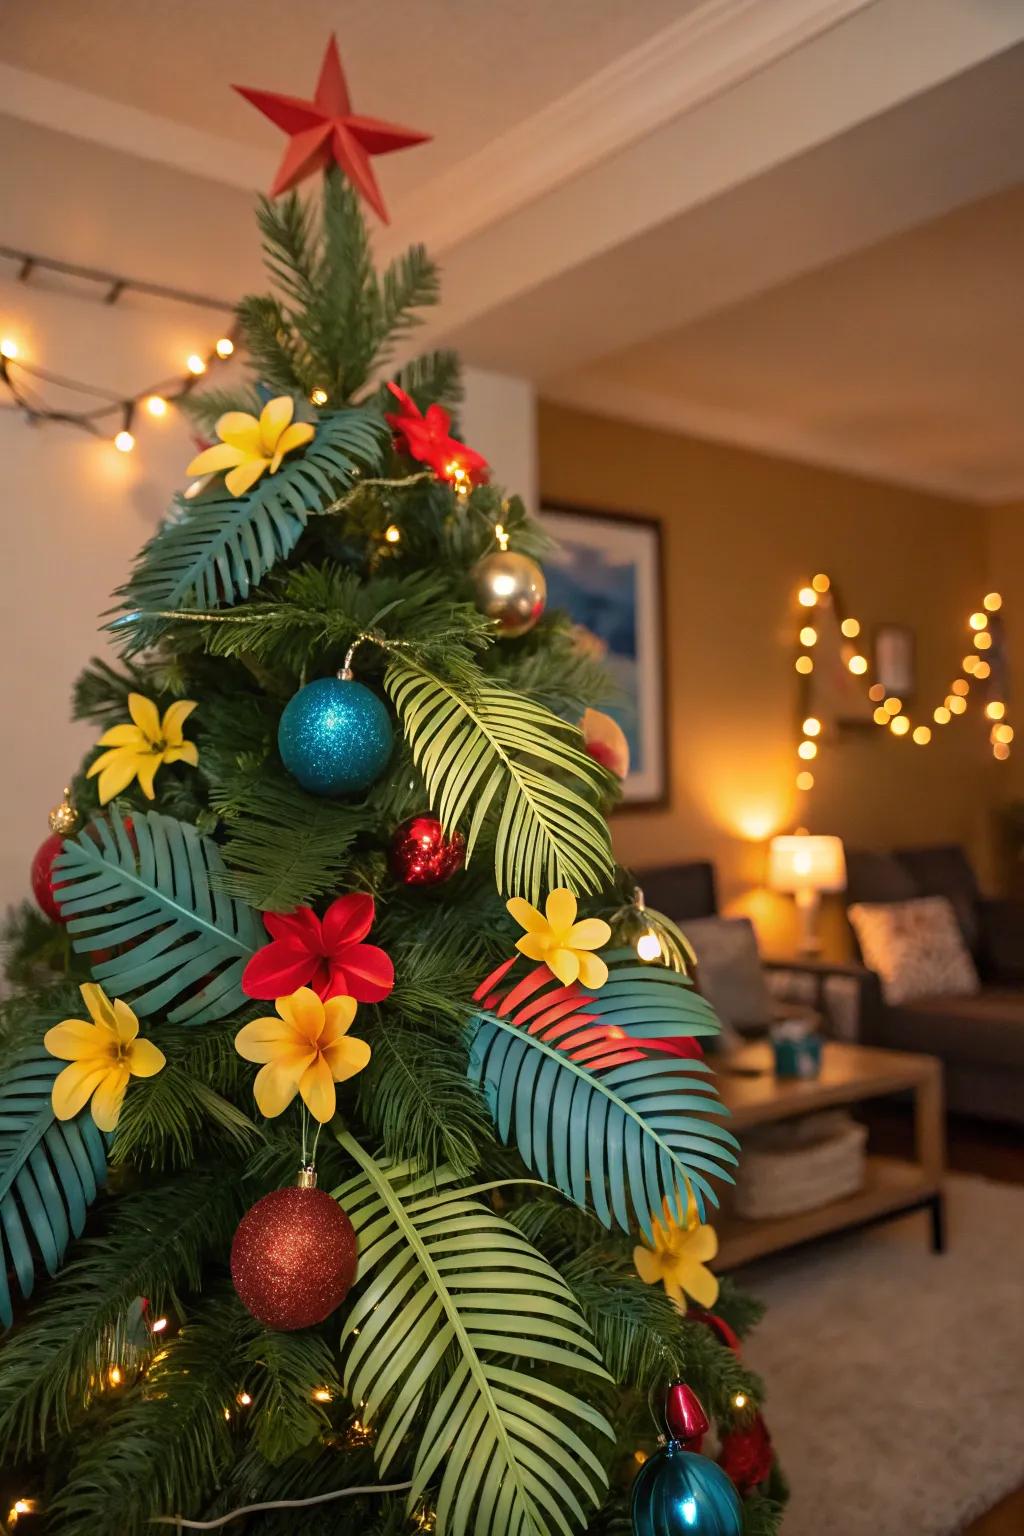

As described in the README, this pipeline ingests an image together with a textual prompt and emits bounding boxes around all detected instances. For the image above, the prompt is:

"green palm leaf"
[385,658,614,902]
[0,1041,107,1329]
[117,406,385,617]
[334,1133,613,1536]
[52,808,264,1025]
[468,950,739,1240]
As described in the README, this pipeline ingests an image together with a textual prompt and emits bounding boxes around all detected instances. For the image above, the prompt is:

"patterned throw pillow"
[848,896,979,1005]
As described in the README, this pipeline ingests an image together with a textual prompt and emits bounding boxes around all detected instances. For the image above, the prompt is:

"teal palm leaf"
[385,658,615,903]
[468,950,738,1239]
[117,406,385,617]
[0,1043,107,1329]
[53,808,264,1025]
[335,1133,613,1536]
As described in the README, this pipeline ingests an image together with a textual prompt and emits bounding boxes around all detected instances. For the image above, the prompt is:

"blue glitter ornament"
[631,1442,742,1536]
[278,674,393,796]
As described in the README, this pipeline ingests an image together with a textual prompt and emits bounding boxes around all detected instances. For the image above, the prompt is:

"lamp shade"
[768,834,846,895]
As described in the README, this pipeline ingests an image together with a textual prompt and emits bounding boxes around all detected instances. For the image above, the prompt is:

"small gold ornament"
[471,524,546,638]
[48,786,79,836]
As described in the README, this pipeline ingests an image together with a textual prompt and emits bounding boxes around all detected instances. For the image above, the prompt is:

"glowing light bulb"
[947,696,967,715]
[984,592,1002,612]
[108,1364,123,1387]
[802,717,821,737]
[732,1393,748,1410]
[224,1406,231,1421]
[986,701,1006,720]
[797,587,817,607]
[951,678,969,696]
[912,726,931,745]
[974,631,992,650]
[994,742,1011,761]
[974,660,991,679]
[186,353,206,375]
[868,683,885,702]
[963,655,978,674]
[796,770,814,790]
[145,394,167,417]
[933,706,951,725]
[1,338,20,360]
[812,573,830,592]
[873,707,890,725]
[889,715,910,736]
[995,724,1014,744]
[969,612,988,631]
[215,337,234,359]
[312,1386,332,1403]
[636,931,661,962]
[114,430,135,453]
[848,654,868,675]
[237,1391,252,1407]
[310,386,328,405]
[884,697,902,716]
[384,524,401,544]
[795,656,813,675]
[799,625,817,646]
[840,617,861,638]
[151,1316,168,1333]
[797,740,817,760]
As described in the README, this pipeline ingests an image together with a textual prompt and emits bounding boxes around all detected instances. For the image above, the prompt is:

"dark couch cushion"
[635,862,718,922]
[882,988,1024,1072]
[895,845,980,952]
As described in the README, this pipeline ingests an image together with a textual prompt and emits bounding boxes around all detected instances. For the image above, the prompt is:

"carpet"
[740,1174,1024,1534]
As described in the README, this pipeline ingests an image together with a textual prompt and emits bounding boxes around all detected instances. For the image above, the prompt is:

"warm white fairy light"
[113,429,135,453]
[384,524,401,544]
[215,337,234,359]
[145,395,168,417]
[636,931,661,962]
[1,338,20,360]
[310,386,328,405]
[186,353,207,375]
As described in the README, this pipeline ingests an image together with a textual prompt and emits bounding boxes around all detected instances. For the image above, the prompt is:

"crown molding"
[380,0,881,257]
[541,372,1014,506]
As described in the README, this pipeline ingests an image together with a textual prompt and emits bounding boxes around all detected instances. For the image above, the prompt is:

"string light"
[795,656,813,674]
[951,678,969,696]
[384,524,401,544]
[994,742,1011,761]
[912,726,931,745]
[312,1386,333,1403]
[799,625,817,646]
[994,724,1014,744]
[797,587,817,607]
[984,592,1003,611]
[107,1364,123,1388]
[185,353,207,376]
[796,770,814,790]
[867,683,884,701]
[974,631,993,650]
[145,394,168,418]
[884,697,902,716]
[840,617,861,637]
[215,337,235,359]
[847,654,868,675]
[797,740,817,760]
[873,707,889,725]
[802,717,821,737]
[732,1392,749,1410]
[890,715,910,736]
[974,660,991,679]
[7,1500,36,1527]
[1,338,19,360]
[150,1316,168,1333]
[636,930,662,962]
[934,705,951,725]
[963,654,978,674]
[948,695,968,715]
[969,612,988,630]
[114,429,135,453]
[236,1390,253,1407]
[986,701,1006,720]
[310,386,329,406]
[811,573,830,592]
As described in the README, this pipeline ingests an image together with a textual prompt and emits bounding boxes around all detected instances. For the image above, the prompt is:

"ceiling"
[1,0,1023,503]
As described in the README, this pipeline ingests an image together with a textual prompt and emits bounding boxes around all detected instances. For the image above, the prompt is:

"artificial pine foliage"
[0,168,786,1534]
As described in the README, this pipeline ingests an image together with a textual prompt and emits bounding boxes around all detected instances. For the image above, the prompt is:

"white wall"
[0,276,536,910]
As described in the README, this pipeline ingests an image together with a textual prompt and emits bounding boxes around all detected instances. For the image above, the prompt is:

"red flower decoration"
[385,382,489,488]
[242,893,394,1004]
[718,1413,774,1494]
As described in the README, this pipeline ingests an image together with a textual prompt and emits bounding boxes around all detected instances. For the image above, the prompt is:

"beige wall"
[539,402,1009,955]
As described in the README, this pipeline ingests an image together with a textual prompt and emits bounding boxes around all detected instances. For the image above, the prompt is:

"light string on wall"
[792,573,1010,799]
[0,245,237,456]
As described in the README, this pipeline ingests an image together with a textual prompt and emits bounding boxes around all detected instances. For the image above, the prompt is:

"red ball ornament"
[718,1412,774,1494]
[389,814,465,886]
[32,832,69,922]
[230,1179,357,1331]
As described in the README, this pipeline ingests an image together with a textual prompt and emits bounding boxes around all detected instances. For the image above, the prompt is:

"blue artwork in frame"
[541,503,667,807]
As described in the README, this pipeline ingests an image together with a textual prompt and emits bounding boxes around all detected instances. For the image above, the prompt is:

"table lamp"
[768,833,846,955]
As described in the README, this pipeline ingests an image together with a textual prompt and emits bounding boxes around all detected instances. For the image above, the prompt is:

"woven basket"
[733,1111,867,1221]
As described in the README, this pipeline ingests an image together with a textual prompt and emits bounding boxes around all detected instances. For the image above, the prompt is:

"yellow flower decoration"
[506,888,611,989]
[187,396,315,498]
[234,987,370,1125]
[44,984,165,1133]
[87,693,198,805]
[634,1194,719,1313]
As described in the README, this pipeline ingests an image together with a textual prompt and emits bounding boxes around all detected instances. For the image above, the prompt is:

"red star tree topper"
[235,34,430,221]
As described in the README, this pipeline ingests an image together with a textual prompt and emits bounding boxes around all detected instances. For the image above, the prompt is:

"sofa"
[636,848,1024,1126]
[843,843,1024,1125]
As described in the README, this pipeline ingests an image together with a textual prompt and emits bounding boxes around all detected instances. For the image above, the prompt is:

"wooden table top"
[711,1039,941,1130]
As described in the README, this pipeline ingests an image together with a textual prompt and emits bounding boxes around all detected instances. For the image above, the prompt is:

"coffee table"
[710,1040,945,1271]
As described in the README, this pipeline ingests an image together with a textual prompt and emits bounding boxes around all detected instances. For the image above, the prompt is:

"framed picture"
[874,624,916,700]
[540,502,667,807]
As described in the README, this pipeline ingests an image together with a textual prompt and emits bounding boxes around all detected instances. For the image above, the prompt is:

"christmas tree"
[0,41,786,1536]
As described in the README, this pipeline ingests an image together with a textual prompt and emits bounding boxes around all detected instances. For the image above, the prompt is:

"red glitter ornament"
[230,1176,357,1331]
[32,832,69,922]
[389,814,466,886]
[718,1412,774,1494]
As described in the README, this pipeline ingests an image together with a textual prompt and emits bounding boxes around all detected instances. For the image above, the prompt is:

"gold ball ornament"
[48,786,79,836]
[471,550,547,638]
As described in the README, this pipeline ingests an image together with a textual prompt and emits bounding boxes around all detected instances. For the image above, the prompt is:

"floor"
[862,1105,1024,1536]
